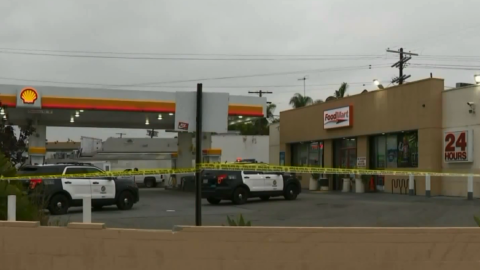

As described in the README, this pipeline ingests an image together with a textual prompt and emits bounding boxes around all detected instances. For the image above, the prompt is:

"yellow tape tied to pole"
[0,163,478,180]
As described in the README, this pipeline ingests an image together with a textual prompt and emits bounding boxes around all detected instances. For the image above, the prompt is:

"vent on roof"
[456,83,475,88]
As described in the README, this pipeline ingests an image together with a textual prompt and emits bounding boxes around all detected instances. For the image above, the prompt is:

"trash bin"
[309,177,319,191]
[318,178,329,191]
[342,178,350,192]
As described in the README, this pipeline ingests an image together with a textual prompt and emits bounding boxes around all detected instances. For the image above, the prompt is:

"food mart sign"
[324,106,353,129]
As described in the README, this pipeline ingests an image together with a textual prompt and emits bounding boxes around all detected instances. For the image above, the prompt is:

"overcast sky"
[1,0,480,141]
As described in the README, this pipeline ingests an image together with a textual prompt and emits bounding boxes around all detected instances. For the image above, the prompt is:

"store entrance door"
[340,148,357,169]
[333,138,357,191]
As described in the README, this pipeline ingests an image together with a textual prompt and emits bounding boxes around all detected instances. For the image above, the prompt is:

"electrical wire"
[0,75,371,89]
[118,64,391,87]
[0,47,385,58]
[0,50,386,61]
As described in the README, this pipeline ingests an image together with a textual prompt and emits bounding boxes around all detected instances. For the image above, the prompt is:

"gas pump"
[202,148,222,163]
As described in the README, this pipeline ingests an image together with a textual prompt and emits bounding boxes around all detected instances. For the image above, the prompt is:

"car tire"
[232,187,248,205]
[284,184,299,200]
[260,196,270,201]
[144,177,156,188]
[48,194,70,215]
[116,191,134,210]
[93,205,103,211]
[207,197,221,205]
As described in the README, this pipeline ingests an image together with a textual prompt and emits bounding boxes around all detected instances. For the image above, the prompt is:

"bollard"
[83,195,92,223]
[468,175,473,200]
[7,195,16,221]
[425,174,431,197]
[408,174,414,196]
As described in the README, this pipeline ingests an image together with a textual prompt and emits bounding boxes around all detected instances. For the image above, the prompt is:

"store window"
[370,131,418,168]
[291,142,324,166]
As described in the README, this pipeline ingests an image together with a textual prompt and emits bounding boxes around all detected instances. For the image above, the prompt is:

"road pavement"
[50,188,480,229]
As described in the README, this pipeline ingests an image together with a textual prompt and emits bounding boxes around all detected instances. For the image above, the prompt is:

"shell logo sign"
[20,87,39,104]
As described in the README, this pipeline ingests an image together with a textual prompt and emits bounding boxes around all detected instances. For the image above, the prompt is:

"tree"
[334,82,349,98]
[0,119,36,166]
[314,99,324,104]
[228,103,278,135]
[289,93,313,108]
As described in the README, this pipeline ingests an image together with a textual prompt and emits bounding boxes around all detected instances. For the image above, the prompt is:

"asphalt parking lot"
[51,188,480,229]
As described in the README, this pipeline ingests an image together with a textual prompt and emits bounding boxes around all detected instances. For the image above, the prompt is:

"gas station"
[0,84,267,168]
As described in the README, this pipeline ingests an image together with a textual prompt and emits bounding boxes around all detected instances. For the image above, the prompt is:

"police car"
[17,164,139,215]
[201,170,301,205]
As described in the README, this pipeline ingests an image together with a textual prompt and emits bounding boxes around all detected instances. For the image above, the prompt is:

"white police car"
[201,170,301,205]
[17,164,139,215]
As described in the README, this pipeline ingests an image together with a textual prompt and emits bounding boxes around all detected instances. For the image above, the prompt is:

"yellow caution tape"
[199,163,480,178]
[0,163,479,181]
[0,167,195,181]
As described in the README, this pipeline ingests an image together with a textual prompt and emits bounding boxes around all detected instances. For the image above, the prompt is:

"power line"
[0,50,385,61]
[0,47,385,57]
[120,64,389,87]
[0,75,371,89]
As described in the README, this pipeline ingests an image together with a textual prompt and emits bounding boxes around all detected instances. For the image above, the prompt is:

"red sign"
[444,130,471,163]
[177,122,189,130]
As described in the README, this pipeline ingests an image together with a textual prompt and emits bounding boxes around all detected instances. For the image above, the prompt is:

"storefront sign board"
[443,128,473,163]
[357,157,366,168]
[324,105,353,129]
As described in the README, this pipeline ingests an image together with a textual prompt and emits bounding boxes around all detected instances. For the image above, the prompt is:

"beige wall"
[3,221,480,269]
[269,123,280,165]
[442,85,480,198]
[280,78,444,194]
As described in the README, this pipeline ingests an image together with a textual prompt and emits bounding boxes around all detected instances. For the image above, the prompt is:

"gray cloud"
[1,0,480,141]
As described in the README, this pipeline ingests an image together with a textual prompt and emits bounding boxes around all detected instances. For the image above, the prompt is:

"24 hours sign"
[443,128,474,163]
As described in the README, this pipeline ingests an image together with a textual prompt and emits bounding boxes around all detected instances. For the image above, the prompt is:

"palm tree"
[334,82,348,98]
[266,103,276,121]
[289,93,313,108]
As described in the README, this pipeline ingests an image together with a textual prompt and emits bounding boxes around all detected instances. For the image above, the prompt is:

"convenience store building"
[275,78,480,197]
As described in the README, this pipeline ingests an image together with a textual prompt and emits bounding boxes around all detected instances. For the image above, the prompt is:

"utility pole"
[195,83,203,226]
[386,48,418,85]
[116,133,126,138]
[248,90,272,98]
[248,90,272,135]
[298,76,307,96]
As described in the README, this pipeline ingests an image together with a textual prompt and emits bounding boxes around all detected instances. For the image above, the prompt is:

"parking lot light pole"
[195,83,203,226]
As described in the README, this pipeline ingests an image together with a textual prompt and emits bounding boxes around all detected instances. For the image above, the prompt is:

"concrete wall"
[2,221,480,269]
[442,85,480,197]
[269,123,280,165]
[212,135,269,163]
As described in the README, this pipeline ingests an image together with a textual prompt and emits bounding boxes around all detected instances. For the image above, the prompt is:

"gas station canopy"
[0,84,267,129]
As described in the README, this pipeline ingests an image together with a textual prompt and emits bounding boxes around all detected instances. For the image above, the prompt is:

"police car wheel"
[48,194,69,215]
[144,177,156,188]
[260,196,270,201]
[116,191,134,210]
[207,197,221,205]
[232,187,248,205]
[284,185,298,200]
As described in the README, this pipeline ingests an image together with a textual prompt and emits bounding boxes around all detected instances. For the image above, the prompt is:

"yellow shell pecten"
[20,88,38,104]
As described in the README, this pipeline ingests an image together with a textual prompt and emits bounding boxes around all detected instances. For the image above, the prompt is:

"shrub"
[225,214,251,226]
[0,151,50,225]
[474,216,480,227]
